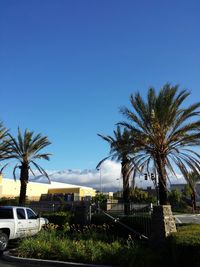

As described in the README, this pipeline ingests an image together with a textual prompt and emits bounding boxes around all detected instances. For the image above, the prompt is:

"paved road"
[174,213,200,224]
[0,258,27,267]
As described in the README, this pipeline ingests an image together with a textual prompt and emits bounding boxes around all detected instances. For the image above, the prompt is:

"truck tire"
[0,232,9,252]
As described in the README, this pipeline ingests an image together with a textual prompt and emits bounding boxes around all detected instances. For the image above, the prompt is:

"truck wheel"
[0,232,8,252]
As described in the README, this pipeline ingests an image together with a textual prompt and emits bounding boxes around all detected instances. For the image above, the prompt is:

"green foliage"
[130,187,156,204]
[120,85,200,205]
[169,224,200,267]
[91,213,113,225]
[168,189,182,206]
[0,196,30,206]
[16,222,200,266]
[130,187,148,202]
[91,213,152,238]
[42,211,73,228]
[16,229,127,265]
[68,223,116,243]
[0,121,9,161]
[7,128,51,205]
[182,184,192,198]
[92,193,107,203]
[16,228,167,266]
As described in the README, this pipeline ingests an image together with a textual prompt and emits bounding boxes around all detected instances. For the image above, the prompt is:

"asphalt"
[174,213,200,224]
[0,258,28,267]
[1,251,116,267]
[0,250,34,267]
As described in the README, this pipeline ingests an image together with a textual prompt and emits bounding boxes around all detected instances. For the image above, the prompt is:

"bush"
[0,196,30,206]
[42,211,73,228]
[91,213,151,239]
[16,230,128,265]
[16,229,166,266]
[69,223,116,242]
[169,224,200,267]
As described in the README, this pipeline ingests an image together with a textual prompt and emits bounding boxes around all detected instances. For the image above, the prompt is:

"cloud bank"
[31,160,122,192]
[29,160,186,192]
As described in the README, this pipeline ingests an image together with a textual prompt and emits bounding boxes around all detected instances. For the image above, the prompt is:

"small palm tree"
[0,121,9,161]
[7,128,51,205]
[97,126,135,214]
[188,172,200,210]
[120,84,200,205]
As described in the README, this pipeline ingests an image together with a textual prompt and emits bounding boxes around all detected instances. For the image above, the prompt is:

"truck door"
[16,208,28,237]
[26,208,39,236]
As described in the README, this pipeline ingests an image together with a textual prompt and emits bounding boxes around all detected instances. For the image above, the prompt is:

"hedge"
[42,211,73,228]
[169,224,200,267]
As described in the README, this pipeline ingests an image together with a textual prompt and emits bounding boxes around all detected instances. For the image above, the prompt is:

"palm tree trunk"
[192,188,197,211]
[19,163,29,206]
[122,157,130,215]
[156,155,168,205]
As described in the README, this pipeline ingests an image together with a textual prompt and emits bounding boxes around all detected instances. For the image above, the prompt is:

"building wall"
[0,176,49,200]
[48,187,96,198]
[79,188,96,197]
[0,175,96,200]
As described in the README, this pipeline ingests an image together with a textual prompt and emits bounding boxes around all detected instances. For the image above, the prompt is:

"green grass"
[168,224,200,267]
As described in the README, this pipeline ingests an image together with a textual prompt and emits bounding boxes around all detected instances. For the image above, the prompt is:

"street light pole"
[99,167,102,193]
[96,166,102,193]
[116,178,120,197]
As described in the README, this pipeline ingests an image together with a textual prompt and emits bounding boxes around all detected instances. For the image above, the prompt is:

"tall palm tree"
[7,128,51,205]
[97,126,135,214]
[120,84,200,205]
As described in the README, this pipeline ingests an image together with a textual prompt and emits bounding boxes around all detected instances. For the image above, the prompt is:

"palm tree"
[0,121,9,161]
[188,172,200,210]
[97,126,135,214]
[120,84,200,205]
[7,128,51,206]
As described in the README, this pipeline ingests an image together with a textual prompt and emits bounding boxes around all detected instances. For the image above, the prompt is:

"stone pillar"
[151,205,176,244]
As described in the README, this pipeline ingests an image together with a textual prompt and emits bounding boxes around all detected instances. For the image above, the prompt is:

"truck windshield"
[0,208,14,219]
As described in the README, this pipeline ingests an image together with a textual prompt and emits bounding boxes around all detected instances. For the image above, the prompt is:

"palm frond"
[30,161,50,183]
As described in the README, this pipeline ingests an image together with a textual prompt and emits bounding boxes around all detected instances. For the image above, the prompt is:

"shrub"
[91,213,113,225]
[0,196,30,206]
[69,223,116,242]
[16,229,166,266]
[16,230,129,265]
[91,213,151,239]
[42,211,73,228]
[169,224,200,267]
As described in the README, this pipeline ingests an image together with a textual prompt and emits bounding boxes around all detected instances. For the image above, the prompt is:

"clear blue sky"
[0,0,200,174]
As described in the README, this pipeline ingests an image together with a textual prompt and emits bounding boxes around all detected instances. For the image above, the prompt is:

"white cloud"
[30,160,122,192]
[29,160,186,192]
[4,158,187,192]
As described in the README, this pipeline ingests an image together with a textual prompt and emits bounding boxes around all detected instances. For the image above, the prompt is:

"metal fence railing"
[98,202,152,238]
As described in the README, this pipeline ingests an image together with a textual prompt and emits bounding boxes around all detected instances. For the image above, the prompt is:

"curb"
[2,251,117,267]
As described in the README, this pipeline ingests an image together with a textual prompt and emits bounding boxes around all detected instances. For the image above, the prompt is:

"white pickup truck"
[0,206,48,251]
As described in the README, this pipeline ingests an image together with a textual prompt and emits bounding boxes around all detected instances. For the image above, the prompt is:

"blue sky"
[0,0,200,185]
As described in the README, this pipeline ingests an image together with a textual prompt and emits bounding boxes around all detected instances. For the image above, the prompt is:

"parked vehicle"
[0,206,48,251]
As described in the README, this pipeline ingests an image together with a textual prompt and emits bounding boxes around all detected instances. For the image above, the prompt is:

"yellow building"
[0,175,96,201]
